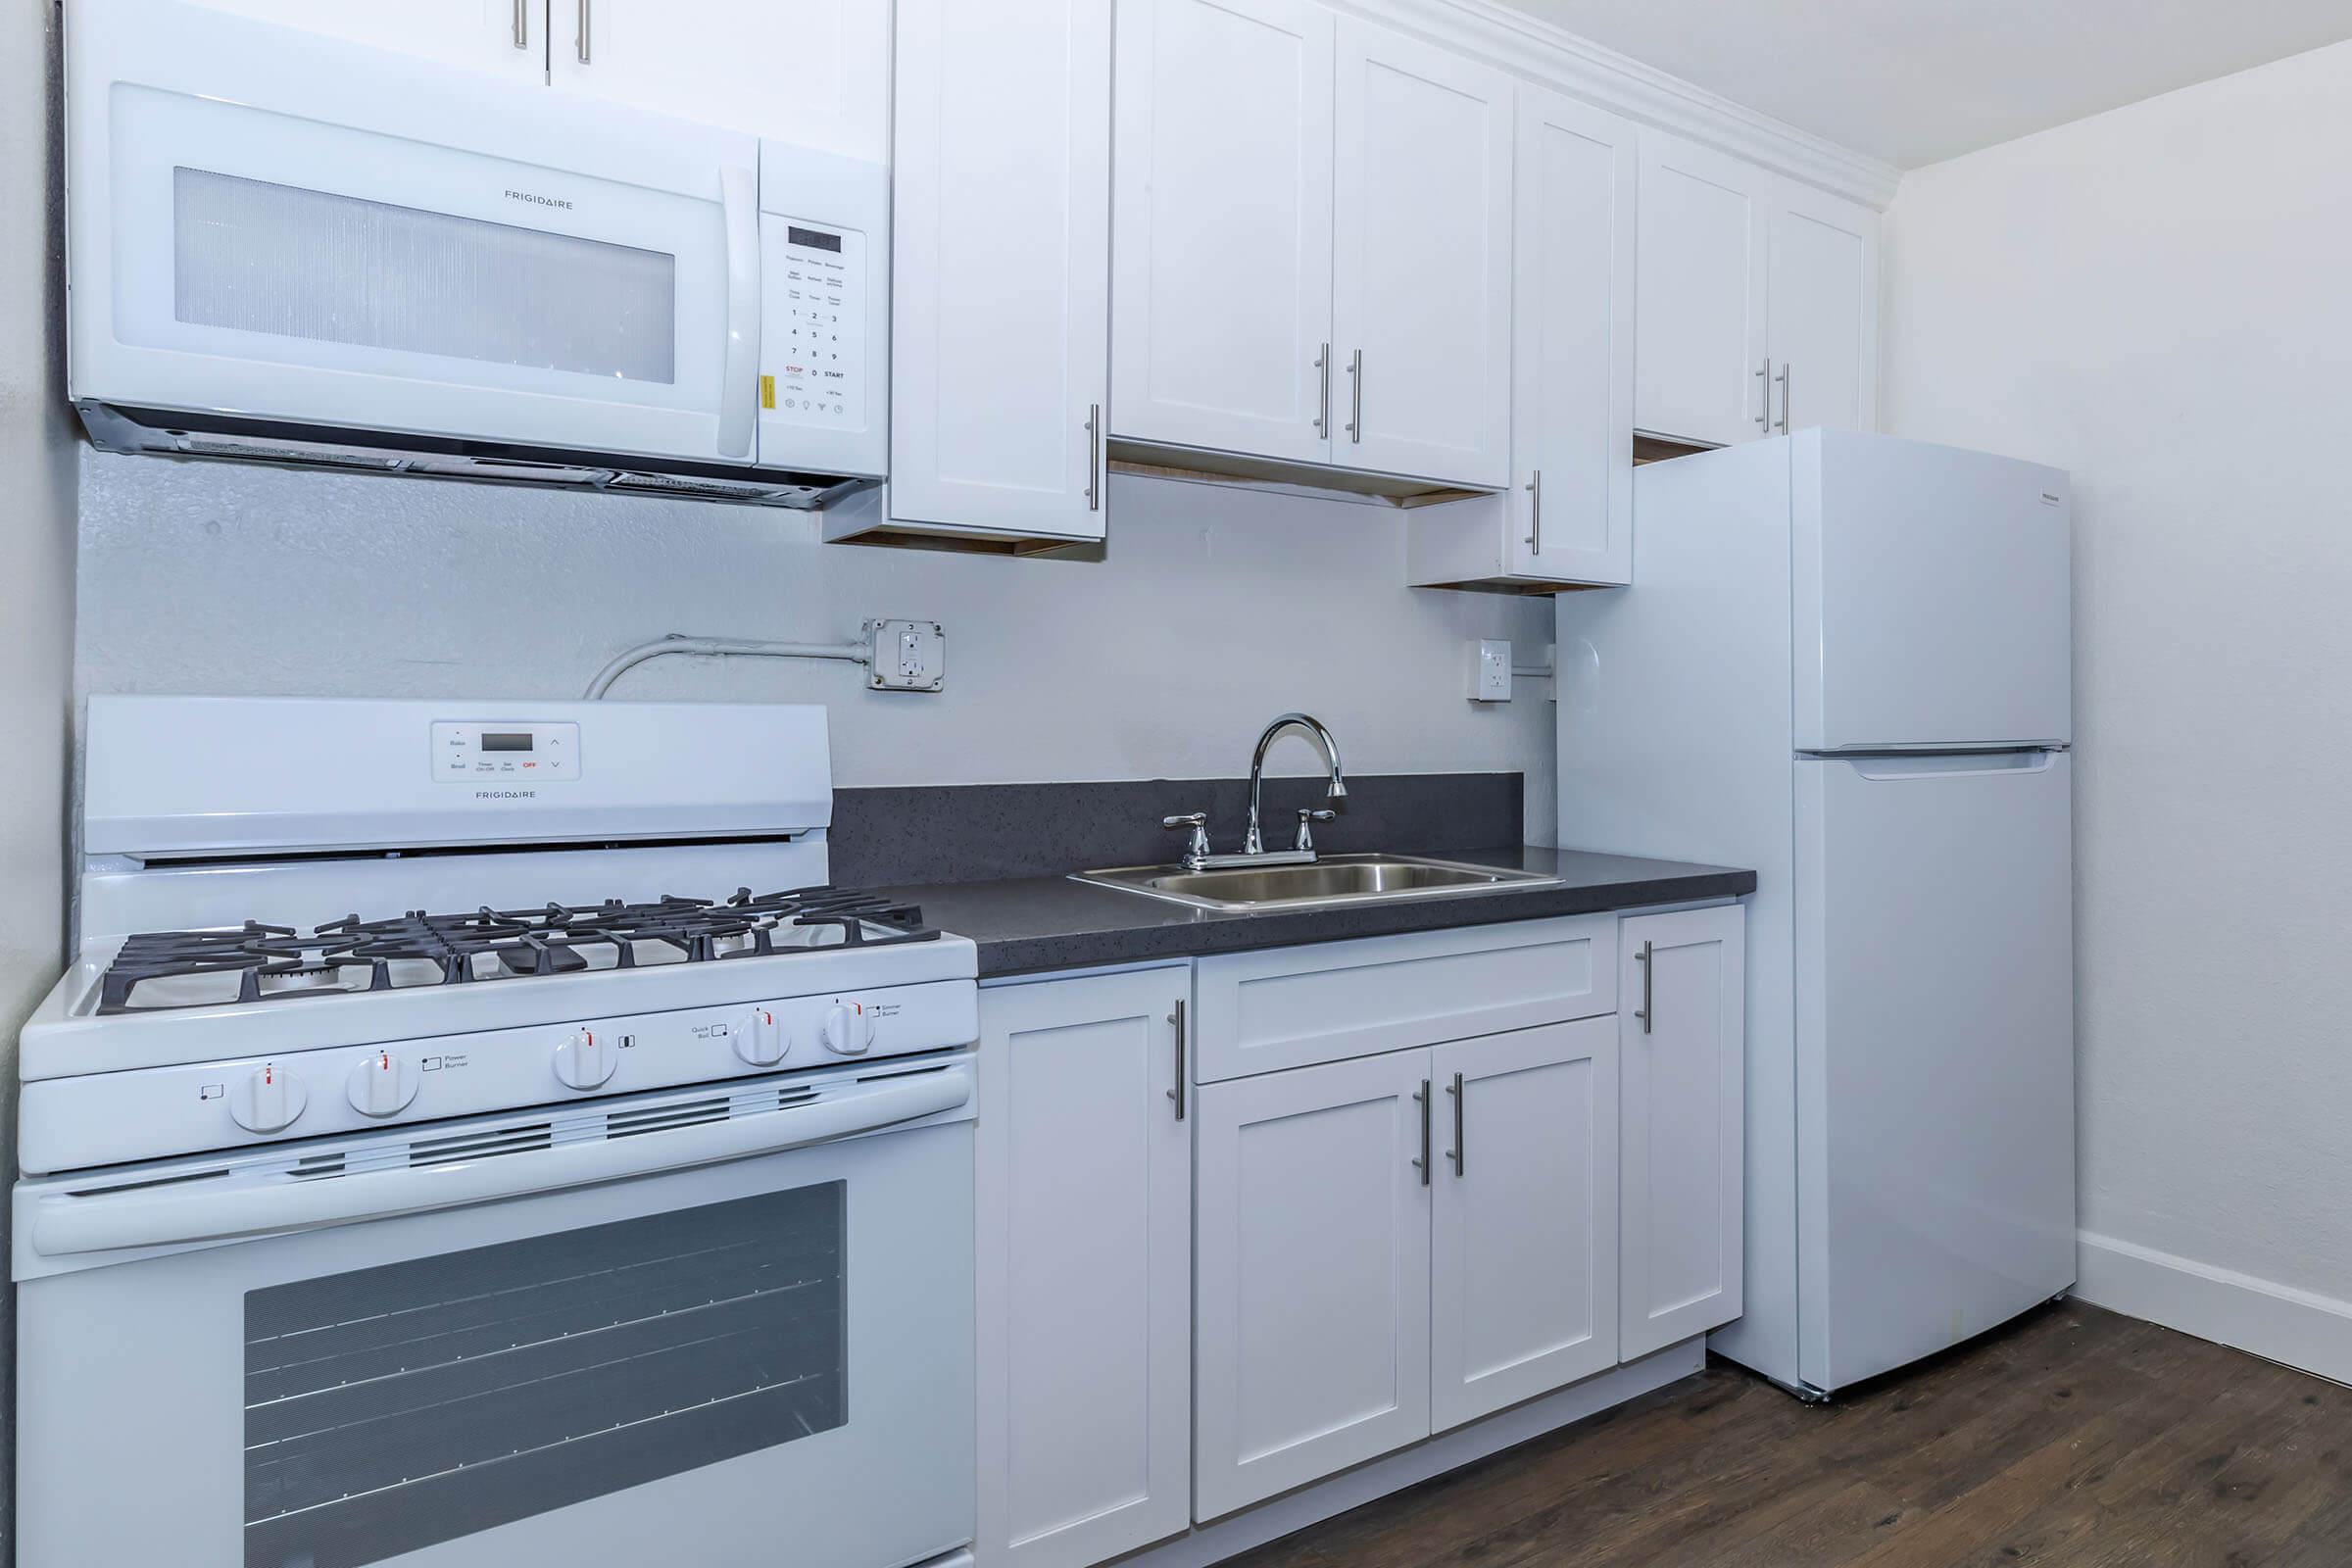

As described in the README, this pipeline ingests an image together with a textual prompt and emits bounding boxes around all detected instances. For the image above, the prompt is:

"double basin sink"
[1075,853,1559,913]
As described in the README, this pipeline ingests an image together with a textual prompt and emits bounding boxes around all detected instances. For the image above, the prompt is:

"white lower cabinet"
[976,969,1193,1568]
[1431,1018,1620,1430]
[1194,1050,1435,1519]
[1618,906,1747,1358]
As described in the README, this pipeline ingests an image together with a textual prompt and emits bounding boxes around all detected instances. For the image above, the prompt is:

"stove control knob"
[347,1050,421,1117]
[229,1062,308,1134]
[820,1002,874,1056]
[553,1027,617,1090]
[733,1006,787,1067]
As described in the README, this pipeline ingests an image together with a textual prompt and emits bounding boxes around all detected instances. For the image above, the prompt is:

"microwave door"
[69,0,760,467]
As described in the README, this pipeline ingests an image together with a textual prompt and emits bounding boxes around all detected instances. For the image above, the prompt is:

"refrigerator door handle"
[1841,750,2059,781]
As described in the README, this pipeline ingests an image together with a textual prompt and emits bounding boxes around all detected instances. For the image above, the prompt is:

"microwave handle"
[31,1064,969,1260]
[717,162,761,460]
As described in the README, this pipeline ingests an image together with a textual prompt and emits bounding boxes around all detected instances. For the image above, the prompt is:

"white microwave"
[66,0,888,508]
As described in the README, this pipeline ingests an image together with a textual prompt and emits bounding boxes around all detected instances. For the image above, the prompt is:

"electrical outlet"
[865,619,946,692]
[1467,639,1512,703]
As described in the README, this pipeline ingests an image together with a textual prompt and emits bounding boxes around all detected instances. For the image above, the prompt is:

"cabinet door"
[1509,84,1636,584]
[977,970,1192,1568]
[1111,0,1336,466]
[1430,1019,1620,1431]
[1619,906,1746,1359]
[1196,1051,1433,1519]
[1766,181,1880,436]
[548,0,890,158]
[186,0,549,80]
[1330,19,1512,488]
[1634,130,1771,448]
[890,0,1110,543]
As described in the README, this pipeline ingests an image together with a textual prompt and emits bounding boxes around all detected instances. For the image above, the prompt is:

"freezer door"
[1794,751,2076,1394]
[1792,430,2072,751]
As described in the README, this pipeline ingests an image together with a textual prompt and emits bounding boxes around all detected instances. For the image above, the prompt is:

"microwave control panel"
[765,217,865,432]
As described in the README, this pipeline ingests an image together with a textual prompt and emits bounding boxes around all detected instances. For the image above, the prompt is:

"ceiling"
[1494,0,2352,168]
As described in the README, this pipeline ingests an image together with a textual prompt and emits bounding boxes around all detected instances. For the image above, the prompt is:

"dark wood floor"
[1225,1303,2352,1567]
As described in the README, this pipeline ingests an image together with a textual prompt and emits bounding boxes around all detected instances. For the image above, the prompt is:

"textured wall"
[1883,39,2352,1349]
[1,0,78,1552]
[75,459,1559,845]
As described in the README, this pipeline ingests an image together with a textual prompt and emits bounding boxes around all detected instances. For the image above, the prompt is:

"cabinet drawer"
[1191,916,1616,1083]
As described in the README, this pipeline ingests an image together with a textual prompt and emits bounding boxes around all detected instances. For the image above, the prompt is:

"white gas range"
[16,696,979,1568]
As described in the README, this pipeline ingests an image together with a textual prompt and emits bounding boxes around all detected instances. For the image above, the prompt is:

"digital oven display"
[480,733,535,753]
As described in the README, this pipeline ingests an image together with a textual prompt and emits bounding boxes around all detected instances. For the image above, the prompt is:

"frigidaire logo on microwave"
[505,189,573,211]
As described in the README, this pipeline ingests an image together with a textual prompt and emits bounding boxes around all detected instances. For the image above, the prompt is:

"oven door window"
[242,1182,845,1568]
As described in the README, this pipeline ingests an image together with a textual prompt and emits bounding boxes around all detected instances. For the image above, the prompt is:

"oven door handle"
[715,159,761,461]
[31,1066,970,1260]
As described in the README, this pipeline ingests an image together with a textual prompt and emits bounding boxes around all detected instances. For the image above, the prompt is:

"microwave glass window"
[242,1182,848,1568]
[173,168,677,385]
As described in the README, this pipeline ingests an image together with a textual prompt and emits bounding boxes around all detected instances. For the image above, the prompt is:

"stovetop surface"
[98,886,939,1015]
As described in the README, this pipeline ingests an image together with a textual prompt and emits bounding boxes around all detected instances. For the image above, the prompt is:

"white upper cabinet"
[1635,129,1772,449]
[1766,182,1880,436]
[886,0,1111,545]
[1330,19,1513,489]
[1618,906,1746,1360]
[1509,84,1636,583]
[181,0,550,80]
[547,0,890,158]
[1430,1019,1620,1432]
[1112,0,1337,467]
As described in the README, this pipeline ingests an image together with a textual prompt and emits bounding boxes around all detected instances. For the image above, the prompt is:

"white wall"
[1,0,79,1542]
[76,460,1558,841]
[1883,37,2352,1376]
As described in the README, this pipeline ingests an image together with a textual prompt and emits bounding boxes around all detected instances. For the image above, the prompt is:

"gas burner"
[95,888,939,1014]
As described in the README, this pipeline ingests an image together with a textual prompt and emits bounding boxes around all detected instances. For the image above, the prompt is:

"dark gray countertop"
[879,847,1756,978]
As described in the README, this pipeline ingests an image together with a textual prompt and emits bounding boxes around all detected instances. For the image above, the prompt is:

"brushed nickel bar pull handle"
[1446,1071,1465,1177]
[1524,468,1542,555]
[1314,343,1331,437]
[576,0,591,63]
[1755,359,1770,428]
[1635,940,1654,1034]
[1085,403,1102,512]
[1347,348,1363,443]
[514,0,529,49]
[1777,363,1792,433]
[1413,1077,1432,1185]
[1167,1001,1186,1120]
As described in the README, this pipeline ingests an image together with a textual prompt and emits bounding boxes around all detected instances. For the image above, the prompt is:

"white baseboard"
[1118,1341,1706,1568]
[2075,1230,2352,1386]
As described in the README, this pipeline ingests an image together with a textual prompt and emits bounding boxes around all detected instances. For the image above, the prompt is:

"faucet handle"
[1163,812,1212,868]
[1295,808,1337,855]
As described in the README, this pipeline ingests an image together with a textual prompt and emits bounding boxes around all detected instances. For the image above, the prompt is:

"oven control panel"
[763,218,865,431]
[19,979,979,1173]
[431,720,580,783]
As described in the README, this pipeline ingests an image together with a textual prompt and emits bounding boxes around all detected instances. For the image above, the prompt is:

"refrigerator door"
[1792,430,2072,752]
[1793,750,2075,1394]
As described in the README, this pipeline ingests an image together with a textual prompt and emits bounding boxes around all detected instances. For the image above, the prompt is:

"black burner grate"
[96,888,938,1015]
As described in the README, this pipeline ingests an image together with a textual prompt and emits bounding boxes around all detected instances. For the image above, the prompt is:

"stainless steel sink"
[1074,854,1559,912]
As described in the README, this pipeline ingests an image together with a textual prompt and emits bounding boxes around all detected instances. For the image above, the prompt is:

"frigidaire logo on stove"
[475,789,538,801]
[505,189,572,211]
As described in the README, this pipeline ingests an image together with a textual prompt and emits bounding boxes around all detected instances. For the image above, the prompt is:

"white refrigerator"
[1558,428,2075,1397]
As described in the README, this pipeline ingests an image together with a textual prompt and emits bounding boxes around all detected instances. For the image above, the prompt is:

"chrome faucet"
[1161,713,1348,871]
[1244,712,1348,856]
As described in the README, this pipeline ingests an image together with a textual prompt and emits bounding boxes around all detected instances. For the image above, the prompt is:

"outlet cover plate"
[866,618,946,692]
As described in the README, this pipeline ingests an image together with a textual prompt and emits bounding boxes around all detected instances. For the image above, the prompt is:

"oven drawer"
[17,1106,975,1568]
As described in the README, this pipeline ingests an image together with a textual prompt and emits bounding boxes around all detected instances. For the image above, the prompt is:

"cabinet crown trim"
[1335,0,1901,210]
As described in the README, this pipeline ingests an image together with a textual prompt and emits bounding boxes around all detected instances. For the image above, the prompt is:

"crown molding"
[1332,0,1904,210]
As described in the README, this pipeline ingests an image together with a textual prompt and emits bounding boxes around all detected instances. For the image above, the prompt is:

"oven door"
[68,0,761,466]
[16,1067,975,1568]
